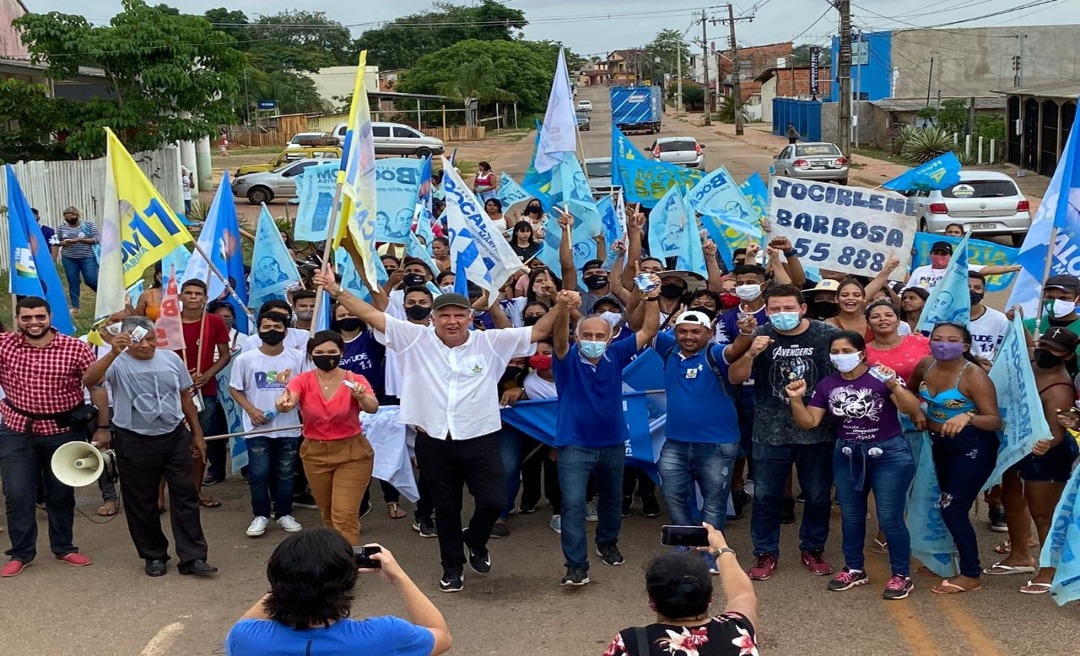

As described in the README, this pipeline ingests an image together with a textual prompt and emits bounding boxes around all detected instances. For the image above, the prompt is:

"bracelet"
[739,330,754,336]
[783,249,797,258]
[711,547,736,558]
[644,297,659,302]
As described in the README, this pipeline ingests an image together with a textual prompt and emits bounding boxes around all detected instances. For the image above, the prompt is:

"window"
[393,126,420,138]
[942,181,1019,199]
[372,125,391,137]
[657,140,697,153]
[585,160,612,177]
[283,162,315,177]
[795,144,842,157]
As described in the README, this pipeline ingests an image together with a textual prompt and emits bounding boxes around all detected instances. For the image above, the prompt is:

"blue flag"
[648,186,694,264]
[5,166,75,334]
[907,432,959,577]
[406,230,440,279]
[687,166,762,237]
[376,158,425,244]
[740,172,770,221]
[549,155,604,240]
[882,152,962,192]
[597,195,623,246]
[522,121,554,207]
[249,204,301,311]
[498,172,532,210]
[294,161,339,241]
[911,232,1018,293]
[1040,459,1080,605]
[916,233,970,335]
[680,192,708,277]
[214,359,247,473]
[611,125,704,208]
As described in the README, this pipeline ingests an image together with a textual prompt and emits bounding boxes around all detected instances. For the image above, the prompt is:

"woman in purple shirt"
[785,331,925,601]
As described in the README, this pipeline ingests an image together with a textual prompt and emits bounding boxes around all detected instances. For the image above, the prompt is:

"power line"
[851,0,1061,31]
[791,4,835,43]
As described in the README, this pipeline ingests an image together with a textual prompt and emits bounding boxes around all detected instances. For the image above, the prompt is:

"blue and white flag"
[534,48,578,173]
[549,155,604,239]
[161,244,190,283]
[1040,460,1080,605]
[611,125,704,207]
[293,161,339,241]
[983,314,1053,491]
[498,172,532,210]
[522,121,554,207]
[406,230,440,278]
[916,233,970,335]
[535,222,598,288]
[375,158,425,244]
[680,192,708,277]
[907,432,959,577]
[882,152,962,192]
[249,204,301,310]
[214,359,248,473]
[912,232,1018,293]
[688,166,762,237]
[597,195,622,246]
[5,166,75,334]
[1008,96,1080,316]
[740,172,770,221]
[648,186,690,263]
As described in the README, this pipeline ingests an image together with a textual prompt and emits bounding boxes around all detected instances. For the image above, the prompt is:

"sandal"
[1020,581,1053,595]
[387,502,406,520]
[199,497,221,509]
[870,539,888,554]
[994,540,1012,555]
[932,579,982,594]
[97,500,119,517]
[983,561,1036,576]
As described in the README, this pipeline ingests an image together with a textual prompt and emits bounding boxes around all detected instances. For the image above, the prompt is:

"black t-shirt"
[604,613,758,656]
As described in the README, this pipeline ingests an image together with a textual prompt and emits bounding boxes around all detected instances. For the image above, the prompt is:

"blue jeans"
[659,440,739,531]
[751,441,834,557]
[245,436,300,518]
[61,256,98,309]
[931,426,998,578]
[833,436,914,576]
[558,445,625,570]
[0,429,83,562]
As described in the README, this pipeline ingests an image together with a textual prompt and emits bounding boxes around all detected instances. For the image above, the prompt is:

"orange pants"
[300,435,374,545]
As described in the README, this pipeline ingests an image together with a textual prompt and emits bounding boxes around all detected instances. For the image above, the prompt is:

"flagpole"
[310,181,348,330]
[189,240,254,320]
[1034,225,1058,339]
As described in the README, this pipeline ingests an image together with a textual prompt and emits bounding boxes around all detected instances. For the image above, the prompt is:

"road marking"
[862,555,942,655]
[139,623,184,656]
[937,596,1005,656]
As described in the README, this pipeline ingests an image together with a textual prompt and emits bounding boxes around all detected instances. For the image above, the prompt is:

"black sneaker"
[463,529,491,574]
[989,506,1008,533]
[641,494,662,518]
[729,489,750,521]
[490,522,510,539]
[597,542,625,566]
[439,570,464,593]
[622,496,634,518]
[780,497,797,525]
[359,498,373,518]
[412,517,437,538]
[292,492,318,510]
[561,566,590,586]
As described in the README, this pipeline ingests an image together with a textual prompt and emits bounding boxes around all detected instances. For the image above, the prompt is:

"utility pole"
[836,0,852,158]
[709,5,754,135]
[701,11,712,125]
[925,54,935,108]
[677,40,684,112]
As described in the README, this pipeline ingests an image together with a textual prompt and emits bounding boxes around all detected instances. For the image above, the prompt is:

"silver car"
[585,157,615,196]
[773,142,849,184]
[907,170,1031,246]
[650,137,705,170]
[232,158,338,205]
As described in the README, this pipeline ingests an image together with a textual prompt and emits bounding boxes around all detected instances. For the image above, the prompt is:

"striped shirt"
[0,330,96,435]
[56,220,99,260]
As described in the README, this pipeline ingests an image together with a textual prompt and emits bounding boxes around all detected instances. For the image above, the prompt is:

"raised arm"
[635,275,662,349]
[703,238,725,293]
[728,334,771,385]
[552,291,577,358]
[314,264,387,334]
[621,206,645,294]
[864,255,901,301]
[786,379,826,430]
[769,236,805,289]
[557,209,578,292]
[83,333,131,387]
[702,524,758,631]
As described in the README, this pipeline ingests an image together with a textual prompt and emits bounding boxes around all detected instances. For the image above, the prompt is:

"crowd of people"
[1,176,1077,655]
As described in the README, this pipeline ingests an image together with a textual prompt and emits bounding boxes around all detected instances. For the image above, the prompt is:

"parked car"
[330,121,445,158]
[285,132,336,150]
[772,142,848,184]
[585,157,615,196]
[650,137,705,170]
[231,158,339,205]
[576,110,591,131]
[906,170,1031,246]
[577,100,593,112]
[236,146,342,177]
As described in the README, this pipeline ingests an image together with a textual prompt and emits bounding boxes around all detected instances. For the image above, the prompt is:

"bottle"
[262,408,278,421]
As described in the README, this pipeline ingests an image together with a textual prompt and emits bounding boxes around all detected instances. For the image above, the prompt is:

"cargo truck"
[610,85,663,133]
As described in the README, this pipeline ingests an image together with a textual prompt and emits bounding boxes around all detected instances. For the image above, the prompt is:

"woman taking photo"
[473,161,498,203]
[786,331,923,600]
[864,300,925,383]
[510,220,541,261]
[277,331,379,545]
[909,322,1002,594]
[523,198,548,241]
[899,288,929,334]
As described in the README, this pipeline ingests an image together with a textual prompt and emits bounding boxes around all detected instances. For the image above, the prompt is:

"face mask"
[529,354,552,370]
[583,274,608,291]
[930,340,966,361]
[579,340,608,359]
[259,329,286,346]
[1048,299,1077,319]
[830,352,863,373]
[735,283,762,302]
[336,318,362,332]
[440,284,455,294]
[599,311,623,328]
[312,354,340,372]
[811,300,840,319]
[522,315,541,327]
[295,310,313,322]
[219,316,235,330]
[1034,348,1067,370]
[688,306,717,321]
[64,217,78,225]
[769,311,801,331]
[660,283,685,300]
[405,305,433,321]
[969,291,985,306]
[403,273,426,288]
[719,293,740,310]
[930,254,950,269]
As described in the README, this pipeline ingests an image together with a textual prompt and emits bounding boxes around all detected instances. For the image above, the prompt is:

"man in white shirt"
[905,240,1018,291]
[240,301,309,353]
[314,265,566,594]
[967,271,1009,363]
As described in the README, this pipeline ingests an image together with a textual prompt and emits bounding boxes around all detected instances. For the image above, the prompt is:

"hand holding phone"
[660,525,710,548]
[353,545,382,569]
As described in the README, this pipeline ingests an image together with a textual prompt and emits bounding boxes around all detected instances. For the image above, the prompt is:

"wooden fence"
[426,126,486,142]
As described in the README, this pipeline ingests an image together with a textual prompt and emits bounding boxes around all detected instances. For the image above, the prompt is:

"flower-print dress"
[603,613,758,656]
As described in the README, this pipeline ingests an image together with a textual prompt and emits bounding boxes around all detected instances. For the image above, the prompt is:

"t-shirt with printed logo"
[228,347,308,437]
[808,370,903,442]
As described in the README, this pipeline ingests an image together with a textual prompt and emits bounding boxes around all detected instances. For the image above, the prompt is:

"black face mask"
[969,291,985,306]
[403,273,426,288]
[335,318,363,332]
[583,274,608,291]
[405,305,432,321]
[660,283,685,300]
[1034,348,1067,370]
[810,300,841,319]
[522,315,541,326]
[259,329,286,346]
[64,218,78,225]
[312,355,340,372]
[688,306,717,321]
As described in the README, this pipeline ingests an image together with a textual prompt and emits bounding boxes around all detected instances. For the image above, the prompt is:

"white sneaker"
[277,515,302,533]
[585,502,599,522]
[549,515,562,534]
[246,516,270,537]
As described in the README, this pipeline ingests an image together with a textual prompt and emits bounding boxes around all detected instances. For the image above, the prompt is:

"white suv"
[907,170,1031,246]
[330,121,445,158]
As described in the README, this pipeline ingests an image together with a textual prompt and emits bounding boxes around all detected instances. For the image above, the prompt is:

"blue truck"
[610,85,663,133]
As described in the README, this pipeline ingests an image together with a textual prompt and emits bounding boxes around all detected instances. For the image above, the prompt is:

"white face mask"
[1051,299,1077,319]
[830,352,863,373]
[735,283,762,302]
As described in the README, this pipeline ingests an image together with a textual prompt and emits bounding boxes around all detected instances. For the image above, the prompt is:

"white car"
[906,170,1031,246]
[285,132,334,150]
[329,121,445,158]
[577,100,593,112]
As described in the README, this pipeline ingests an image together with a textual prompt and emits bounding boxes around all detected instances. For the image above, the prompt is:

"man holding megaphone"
[83,316,217,578]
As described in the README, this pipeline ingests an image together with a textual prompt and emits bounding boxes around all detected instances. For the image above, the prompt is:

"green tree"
[203,7,251,45]
[645,29,689,82]
[247,10,354,70]
[12,0,246,158]
[0,80,81,162]
[791,44,814,66]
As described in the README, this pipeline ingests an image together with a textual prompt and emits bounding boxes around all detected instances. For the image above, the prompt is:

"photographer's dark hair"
[645,552,713,619]
[264,529,357,630]
[307,330,345,356]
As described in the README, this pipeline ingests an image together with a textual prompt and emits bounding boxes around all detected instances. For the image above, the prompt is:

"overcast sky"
[27,0,1079,58]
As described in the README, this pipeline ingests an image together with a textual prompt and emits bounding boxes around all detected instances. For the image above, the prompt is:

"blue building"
[829,31,894,103]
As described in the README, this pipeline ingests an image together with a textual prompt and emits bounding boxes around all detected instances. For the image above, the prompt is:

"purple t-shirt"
[807,370,902,442]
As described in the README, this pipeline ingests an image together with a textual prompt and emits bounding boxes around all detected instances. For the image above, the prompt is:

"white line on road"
[139,623,185,656]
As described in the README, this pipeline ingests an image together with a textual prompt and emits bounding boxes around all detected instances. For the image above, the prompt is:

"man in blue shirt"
[553,278,661,587]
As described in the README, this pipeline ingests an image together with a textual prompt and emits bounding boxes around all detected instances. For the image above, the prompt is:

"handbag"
[2,399,98,438]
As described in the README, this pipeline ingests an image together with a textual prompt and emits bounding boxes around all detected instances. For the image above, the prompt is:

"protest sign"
[294,161,339,241]
[768,176,917,280]
[374,158,424,244]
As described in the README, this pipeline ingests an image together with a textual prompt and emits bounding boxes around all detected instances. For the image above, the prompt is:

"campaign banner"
[612,125,703,208]
[294,161,339,241]
[916,234,970,334]
[912,232,1018,293]
[215,357,248,474]
[907,432,958,577]
[768,176,917,280]
[498,172,532,210]
[983,314,1053,492]
[1040,460,1080,605]
[375,158,425,244]
[688,166,762,237]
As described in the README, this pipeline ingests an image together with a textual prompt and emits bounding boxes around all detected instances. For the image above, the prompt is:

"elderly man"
[313,264,563,593]
[84,317,216,578]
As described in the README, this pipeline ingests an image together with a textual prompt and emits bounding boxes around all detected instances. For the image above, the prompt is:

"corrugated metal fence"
[0,146,181,274]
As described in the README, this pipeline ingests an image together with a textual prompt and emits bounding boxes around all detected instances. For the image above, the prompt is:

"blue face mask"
[579,340,609,359]
[769,311,802,331]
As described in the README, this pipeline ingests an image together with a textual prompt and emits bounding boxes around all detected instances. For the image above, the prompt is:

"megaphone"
[51,441,117,487]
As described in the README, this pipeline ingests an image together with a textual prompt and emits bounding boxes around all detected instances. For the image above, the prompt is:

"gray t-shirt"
[751,319,840,445]
[105,350,194,435]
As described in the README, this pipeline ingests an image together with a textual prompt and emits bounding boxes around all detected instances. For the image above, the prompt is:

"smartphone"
[353,545,382,569]
[660,525,710,548]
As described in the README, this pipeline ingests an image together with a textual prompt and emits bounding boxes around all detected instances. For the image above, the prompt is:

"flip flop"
[199,497,221,509]
[983,561,1036,576]
[994,541,1012,555]
[870,539,888,554]
[387,502,406,520]
[1020,581,1052,595]
[97,501,119,517]
[932,579,982,594]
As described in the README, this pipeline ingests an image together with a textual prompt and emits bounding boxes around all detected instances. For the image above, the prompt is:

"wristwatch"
[711,547,736,558]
